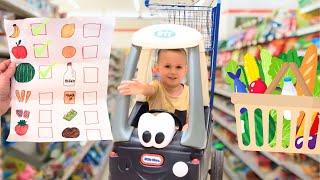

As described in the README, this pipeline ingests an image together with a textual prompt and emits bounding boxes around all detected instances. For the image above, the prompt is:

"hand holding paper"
[0,60,16,115]
[4,17,115,142]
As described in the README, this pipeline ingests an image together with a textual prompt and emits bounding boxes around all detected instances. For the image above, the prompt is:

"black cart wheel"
[210,150,224,180]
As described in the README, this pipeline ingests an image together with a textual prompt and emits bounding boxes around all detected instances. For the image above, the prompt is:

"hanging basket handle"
[265,62,312,96]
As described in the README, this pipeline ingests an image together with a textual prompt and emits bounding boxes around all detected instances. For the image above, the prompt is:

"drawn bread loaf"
[296,45,318,95]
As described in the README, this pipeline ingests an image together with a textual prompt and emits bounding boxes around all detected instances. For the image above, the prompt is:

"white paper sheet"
[4,17,114,142]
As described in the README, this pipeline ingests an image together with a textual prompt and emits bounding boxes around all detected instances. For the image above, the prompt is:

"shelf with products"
[0,46,9,57]
[212,109,236,135]
[299,1,320,13]
[60,141,96,180]
[218,144,265,180]
[213,105,320,179]
[67,141,112,180]
[213,96,235,117]
[217,32,319,68]
[223,160,239,180]
[0,0,57,18]
[92,142,113,180]
[217,6,319,67]
[219,26,320,53]
[108,49,127,119]
[0,0,58,58]
[212,130,270,179]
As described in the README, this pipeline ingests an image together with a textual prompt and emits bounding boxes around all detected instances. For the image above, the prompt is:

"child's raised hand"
[117,80,148,96]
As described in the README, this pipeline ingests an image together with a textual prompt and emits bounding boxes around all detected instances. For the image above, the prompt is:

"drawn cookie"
[62,127,80,138]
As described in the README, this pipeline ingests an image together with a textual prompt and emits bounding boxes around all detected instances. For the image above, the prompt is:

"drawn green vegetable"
[240,109,276,146]
[14,63,35,83]
[314,74,320,97]
[256,60,265,82]
[268,57,296,89]
[224,60,238,91]
[286,49,302,67]
[260,48,272,85]
[239,65,249,88]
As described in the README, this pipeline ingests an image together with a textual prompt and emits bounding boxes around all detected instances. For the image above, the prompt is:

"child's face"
[156,50,187,88]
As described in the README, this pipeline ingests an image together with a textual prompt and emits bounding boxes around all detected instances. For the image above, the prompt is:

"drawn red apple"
[249,78,267,93]
[11,40,27,59]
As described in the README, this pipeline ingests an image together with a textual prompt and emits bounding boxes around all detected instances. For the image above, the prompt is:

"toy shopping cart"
[146,0,221,117]
[231,62,320,154]
[108,1,223,180]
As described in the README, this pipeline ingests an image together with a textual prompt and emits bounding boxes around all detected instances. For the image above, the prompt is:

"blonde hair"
[157,48,187,64]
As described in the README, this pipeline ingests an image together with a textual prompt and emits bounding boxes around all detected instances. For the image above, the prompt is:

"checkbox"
[31,23,47,36]
[82,45,98,59]
[38,127,53,138]
[83,91,97,105]
[83,67,98,83]
[83,23,101,38]
[39,110,52,123]
[39,65,52,79]
[39,92,53,105]
[34,44,49,58]
[84,111,99,124]
[86,129,101,140]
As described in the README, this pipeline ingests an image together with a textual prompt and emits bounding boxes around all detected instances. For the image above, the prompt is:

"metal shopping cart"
[108,1,222,179]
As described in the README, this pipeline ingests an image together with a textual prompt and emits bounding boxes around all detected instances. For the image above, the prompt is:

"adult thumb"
[2,62,16,80]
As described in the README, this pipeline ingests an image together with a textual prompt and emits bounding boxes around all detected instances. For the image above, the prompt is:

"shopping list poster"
[4,17,114,142]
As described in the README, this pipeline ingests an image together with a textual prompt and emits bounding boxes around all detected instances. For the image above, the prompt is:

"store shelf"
[214,114,315,180]
[0,0,44,17]
[306,154,320,163]
[215,88,232,98]
[0,47,9,57]
[93,142,113,180]
[213,131,268,179]
[223,160,238,180]
[213,103,235,117]
[219,24,319,53]
[213,114,236,135]
[4,146,44,169]
[296,24,320,36]
[61,141,96,180]
[300,2,320,14]
[259,151,313,180]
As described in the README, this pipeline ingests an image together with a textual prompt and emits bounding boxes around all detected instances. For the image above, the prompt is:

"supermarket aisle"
[213,0,320,179]
[0,0,319,179]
